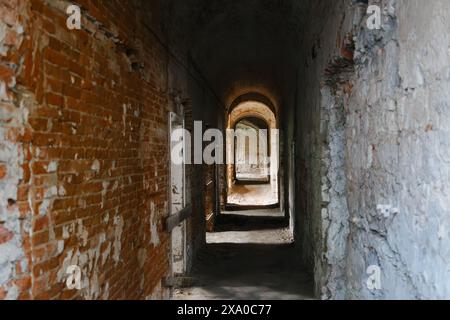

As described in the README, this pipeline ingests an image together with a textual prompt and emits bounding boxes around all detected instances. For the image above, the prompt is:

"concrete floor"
[227,184,278,206]
[174,209,314,300]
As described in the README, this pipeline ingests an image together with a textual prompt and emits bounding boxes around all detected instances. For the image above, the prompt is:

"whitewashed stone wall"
[297,0,450,299]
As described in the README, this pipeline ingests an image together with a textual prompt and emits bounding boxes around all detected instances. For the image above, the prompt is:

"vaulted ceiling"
[158,0,313,109]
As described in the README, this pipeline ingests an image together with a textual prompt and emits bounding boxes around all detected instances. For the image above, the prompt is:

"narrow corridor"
[1,0,450,301]
[175,209,313,300]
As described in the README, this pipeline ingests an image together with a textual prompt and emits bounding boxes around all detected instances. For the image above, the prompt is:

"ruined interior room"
[0,0,450,302]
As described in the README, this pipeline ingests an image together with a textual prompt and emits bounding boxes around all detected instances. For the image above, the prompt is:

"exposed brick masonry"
[0,0,206,300]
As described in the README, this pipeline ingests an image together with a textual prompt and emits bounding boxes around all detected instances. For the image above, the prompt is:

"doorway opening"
[234,117,270,184]
[226,100,279,208]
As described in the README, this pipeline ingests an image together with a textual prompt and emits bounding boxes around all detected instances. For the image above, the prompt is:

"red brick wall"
[0,0,177,300]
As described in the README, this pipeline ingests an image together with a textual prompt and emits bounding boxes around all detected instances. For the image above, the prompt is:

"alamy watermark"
[66,265,82,290]
[366,265,382,291]
[66,4,384,31]
[66,4,81,30]
[171,121,279,168]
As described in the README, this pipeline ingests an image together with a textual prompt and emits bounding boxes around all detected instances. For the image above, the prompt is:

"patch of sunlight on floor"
[227,184,278,206]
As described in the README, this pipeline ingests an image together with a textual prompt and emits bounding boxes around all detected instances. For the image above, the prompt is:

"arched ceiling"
[159,0,311,110]
[229,101,277,129]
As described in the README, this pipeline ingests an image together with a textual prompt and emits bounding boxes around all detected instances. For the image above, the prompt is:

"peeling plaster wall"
[298,0,450,299]
[296,0,354,299]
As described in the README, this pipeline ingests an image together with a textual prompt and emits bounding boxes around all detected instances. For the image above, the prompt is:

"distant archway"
[234,117,270,183]
[226,99,279,207]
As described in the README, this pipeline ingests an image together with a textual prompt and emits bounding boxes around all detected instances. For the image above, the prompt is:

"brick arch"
[228,92,277,118]
[225,99,279,206]
[228,100,277,131]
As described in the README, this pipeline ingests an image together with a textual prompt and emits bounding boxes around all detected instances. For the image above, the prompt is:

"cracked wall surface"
[297,0,450,299]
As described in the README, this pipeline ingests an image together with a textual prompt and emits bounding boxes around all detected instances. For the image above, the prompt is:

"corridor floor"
[227,184,278,207]
[174,209,314,300]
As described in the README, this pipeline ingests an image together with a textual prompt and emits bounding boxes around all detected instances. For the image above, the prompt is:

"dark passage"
[1,0,449,301]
